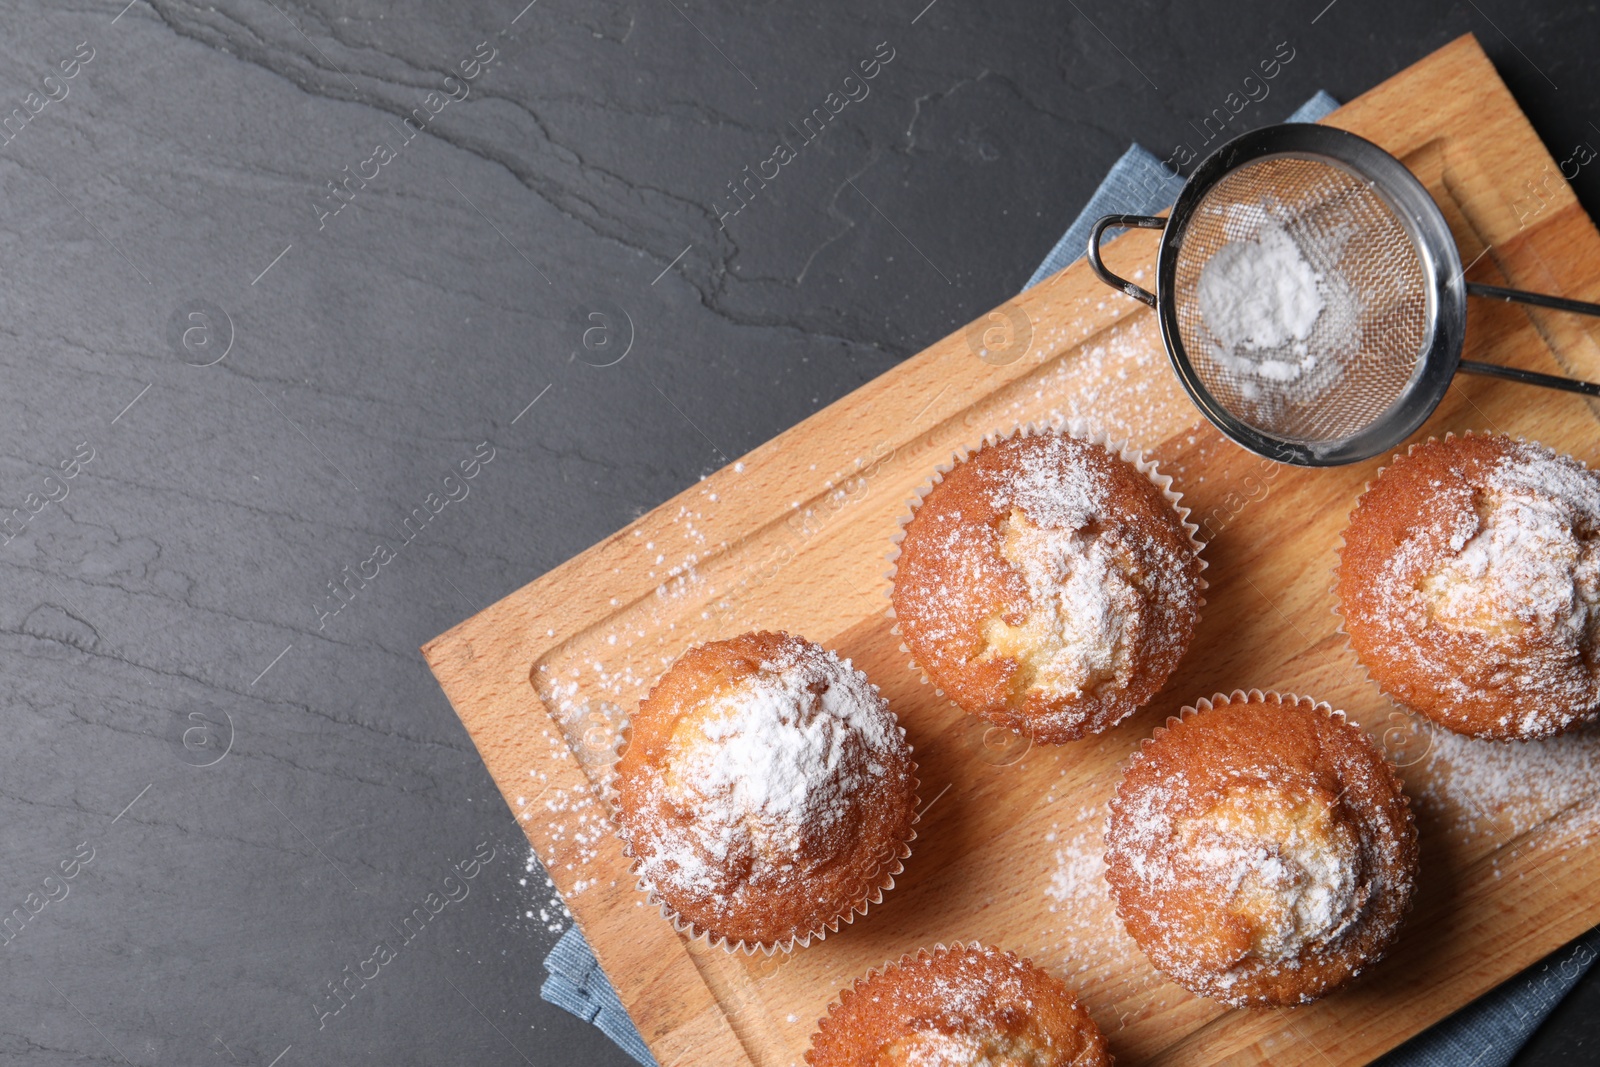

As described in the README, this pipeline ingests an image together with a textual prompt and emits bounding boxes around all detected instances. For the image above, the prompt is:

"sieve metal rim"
[1164,125,1467,464]
[1098,124,1471,466]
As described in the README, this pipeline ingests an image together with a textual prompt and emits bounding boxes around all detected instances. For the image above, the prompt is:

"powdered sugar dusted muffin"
[1338,433,1600,741]
[806,942,1111,1067]
[1105,691,1418,1007]
[613,631,917,952]
[890,427,1203,744]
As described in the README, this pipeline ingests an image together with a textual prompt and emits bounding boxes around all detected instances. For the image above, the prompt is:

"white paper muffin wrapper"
[884,419,1208,740]
[605,645,920,956]
[804,940,1098,1065]
[1106,688,1420,1006]
[1329,429,1591,744]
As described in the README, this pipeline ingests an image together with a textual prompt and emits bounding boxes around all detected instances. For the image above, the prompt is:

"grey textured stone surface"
[0,1,1595,1064]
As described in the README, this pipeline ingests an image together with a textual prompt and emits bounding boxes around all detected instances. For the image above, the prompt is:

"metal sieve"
[1088,124,1600,466]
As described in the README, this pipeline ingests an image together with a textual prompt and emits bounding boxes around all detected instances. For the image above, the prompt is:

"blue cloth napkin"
[541,926,657,1066]
[1022,89,1340,290]
[1374,924,1600,1066]
[539,90,1600,1066]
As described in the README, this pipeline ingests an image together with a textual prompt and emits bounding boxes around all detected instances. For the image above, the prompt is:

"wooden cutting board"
[424,34,1600,1066]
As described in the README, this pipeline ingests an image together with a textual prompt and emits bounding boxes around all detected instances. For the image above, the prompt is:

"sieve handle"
[1087,214,1166,307]
[1459,282,1600,396]
[1466,282,1600,320]
[1458,360,1600,398]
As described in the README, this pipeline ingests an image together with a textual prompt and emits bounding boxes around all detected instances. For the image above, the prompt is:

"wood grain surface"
[425,34,1600,1066]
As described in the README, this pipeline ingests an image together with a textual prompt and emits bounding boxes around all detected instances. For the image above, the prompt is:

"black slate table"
[3,1,1597,1064]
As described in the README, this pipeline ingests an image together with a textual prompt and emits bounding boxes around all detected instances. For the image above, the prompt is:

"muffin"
[1104,691,1418,1007]
[806,942,1111,1067]
[613,631,918,952]
[1337,433,1600,740]
[889,427,1203,744]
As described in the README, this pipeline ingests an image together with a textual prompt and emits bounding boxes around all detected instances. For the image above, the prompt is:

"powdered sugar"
[1180,789,1362,962]
[1356,438,1600,736]
[1187,205,1371,427]
[1043,809,1147,984]
[661,649,894,866]
[621,635,914,948]
[1420,447,1600,639]
[1199,218,1325,384]
[989,515,1143,700]
[520,849,573,935]
[1418,725,1600,848]
[1047,819,1112,911]
[886,1030,1052,1066]
[973,433,1152,701]
[1001,432,1111,529]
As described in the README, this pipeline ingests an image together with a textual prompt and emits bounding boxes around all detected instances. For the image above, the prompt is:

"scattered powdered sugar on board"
[1416,726,1600,848]
[1041,807,1147,983]
[527,775,612,888]
[507,717,622,918]
[1000,315,1189,444]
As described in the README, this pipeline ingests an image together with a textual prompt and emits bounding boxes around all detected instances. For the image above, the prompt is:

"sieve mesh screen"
[1171,155,1432,444]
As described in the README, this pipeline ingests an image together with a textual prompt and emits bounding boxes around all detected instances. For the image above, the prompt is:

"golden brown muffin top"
[890,429,1202,744]
[806,942,1111,1067]
[1104,691,1418,1007]
[614,631,918,949]
[1337,433,1600,740]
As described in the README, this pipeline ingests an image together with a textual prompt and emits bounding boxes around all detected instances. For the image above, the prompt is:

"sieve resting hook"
[1086,214,1165,307]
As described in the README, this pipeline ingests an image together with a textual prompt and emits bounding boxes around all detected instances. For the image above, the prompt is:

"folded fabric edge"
[541,925,659,1066]
[1374,923,1600,1067]
[1021,89,1340,291]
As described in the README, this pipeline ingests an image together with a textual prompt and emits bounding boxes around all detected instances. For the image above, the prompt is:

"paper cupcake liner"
[607,644,920,956]
[1106,688,1420,1005]
[804,941,1103,1067]
[884,419,1208,741]
[1330,430,1593,745]
[1163,689,1374,744]
[1326,438,1449,762]
[806,942,980,1067]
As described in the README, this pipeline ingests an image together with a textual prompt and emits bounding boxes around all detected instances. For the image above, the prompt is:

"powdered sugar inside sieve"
[1088,123,1600,466]
[1173,155,1432,445]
